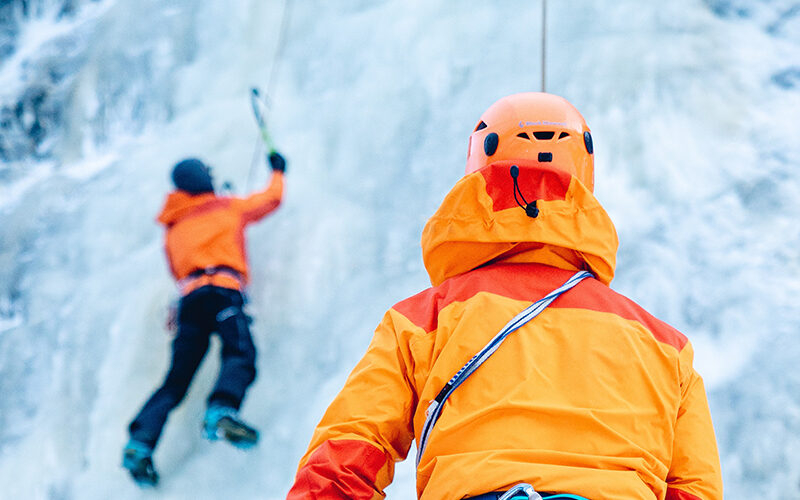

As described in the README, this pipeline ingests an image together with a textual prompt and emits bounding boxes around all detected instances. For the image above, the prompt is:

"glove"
[268,151,286,173]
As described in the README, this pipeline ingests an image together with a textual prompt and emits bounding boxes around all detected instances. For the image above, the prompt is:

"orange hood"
[157,190,220,226]
[421,159,618,286]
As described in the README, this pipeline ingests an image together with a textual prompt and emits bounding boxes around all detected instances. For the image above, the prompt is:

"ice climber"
[286,93,722,500]
[122,151,286,487]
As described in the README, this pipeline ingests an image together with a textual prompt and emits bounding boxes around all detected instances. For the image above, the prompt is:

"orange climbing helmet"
[466,92,595,191]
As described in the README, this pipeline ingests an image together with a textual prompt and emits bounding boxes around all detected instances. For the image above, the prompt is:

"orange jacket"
[157,172,283,295]
[287,161,721,500]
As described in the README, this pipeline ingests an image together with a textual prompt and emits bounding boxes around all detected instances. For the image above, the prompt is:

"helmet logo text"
[518,120,567,127]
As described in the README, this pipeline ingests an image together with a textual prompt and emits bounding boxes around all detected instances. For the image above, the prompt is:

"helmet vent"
[533,131,555,140]
[484,133,499,156]
[584,131,594,154]
[516,132,530,139]
[558,132,570,139]
[475,121,487,132]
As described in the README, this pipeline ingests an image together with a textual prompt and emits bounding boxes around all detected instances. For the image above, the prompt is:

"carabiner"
[498,483,543,500]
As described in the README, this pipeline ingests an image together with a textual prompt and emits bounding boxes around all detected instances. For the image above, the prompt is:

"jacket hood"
[157,190,220,226]
[421,159,618,286]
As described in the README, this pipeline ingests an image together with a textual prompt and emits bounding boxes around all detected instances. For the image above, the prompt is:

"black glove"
[268,151,286,173]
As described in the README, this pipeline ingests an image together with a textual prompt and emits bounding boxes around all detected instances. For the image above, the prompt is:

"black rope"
[510,165,540,218]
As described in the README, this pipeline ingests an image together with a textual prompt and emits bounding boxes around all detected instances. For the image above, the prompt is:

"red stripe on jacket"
[287,439,387,500]
[666,487,703,500]
[393,263,687,351]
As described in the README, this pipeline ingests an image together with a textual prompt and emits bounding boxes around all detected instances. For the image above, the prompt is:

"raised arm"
[238,171,284,224]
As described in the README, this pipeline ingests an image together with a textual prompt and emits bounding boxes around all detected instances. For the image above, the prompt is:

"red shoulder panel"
[392,263,688,351]
[393,264,572,333]
[554,278,689,351]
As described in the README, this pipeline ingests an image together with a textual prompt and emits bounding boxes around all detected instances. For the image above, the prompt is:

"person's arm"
[238,152,286,223]
[287,310,418,500]
[666,343,723,500]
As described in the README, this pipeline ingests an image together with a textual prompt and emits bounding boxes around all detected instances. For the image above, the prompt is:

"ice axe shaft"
[250,87,276,154]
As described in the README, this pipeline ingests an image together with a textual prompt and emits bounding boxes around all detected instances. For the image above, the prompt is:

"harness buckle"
[499,483,543,500]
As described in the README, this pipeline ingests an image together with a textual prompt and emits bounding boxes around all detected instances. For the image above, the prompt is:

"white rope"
[266,0,294,100]
[246,0,294,191]
[541,0,547,92]
[416,270,592,464]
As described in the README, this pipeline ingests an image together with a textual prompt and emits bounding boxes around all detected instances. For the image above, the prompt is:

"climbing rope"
[266,0,294,100]
[541,0,547,92]
[246,0,294,191]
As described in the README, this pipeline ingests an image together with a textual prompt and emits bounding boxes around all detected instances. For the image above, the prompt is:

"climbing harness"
[416,270,593,465]
[502,483,542,500]
[177,265,246,294]
[468,484,591,500]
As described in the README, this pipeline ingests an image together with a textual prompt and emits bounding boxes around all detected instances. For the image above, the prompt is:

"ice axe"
[250,87,276,154]
[245,87,278,191]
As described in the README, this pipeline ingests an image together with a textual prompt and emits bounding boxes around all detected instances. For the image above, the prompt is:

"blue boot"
[122,439,159,487]
[202,404,259,449]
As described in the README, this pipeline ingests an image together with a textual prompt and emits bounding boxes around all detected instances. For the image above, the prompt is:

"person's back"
[158,157,284,294]
[287,94,722,500]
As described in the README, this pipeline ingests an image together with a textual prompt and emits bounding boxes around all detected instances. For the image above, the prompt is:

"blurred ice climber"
[122,151,287,487]
[286,93,722,500]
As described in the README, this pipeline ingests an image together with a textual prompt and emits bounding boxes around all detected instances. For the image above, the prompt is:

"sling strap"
[416,270,593,465]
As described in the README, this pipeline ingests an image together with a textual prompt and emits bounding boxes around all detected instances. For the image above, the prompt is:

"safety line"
[541,0,547,92]
[247,0,294,191]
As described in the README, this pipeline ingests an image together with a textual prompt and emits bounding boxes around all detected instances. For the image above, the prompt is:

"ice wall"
[1,0,798,498]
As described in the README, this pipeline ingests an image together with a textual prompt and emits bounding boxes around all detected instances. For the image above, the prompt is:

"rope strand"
[541,0,547,92]
[267,0,294,100]
[246,0,294,191]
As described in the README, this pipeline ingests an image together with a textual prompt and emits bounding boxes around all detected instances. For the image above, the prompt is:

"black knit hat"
[171,158,214,194]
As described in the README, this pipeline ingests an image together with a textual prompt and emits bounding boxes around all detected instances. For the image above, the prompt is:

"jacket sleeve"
[665,343,723,500]
[287,309,418,500]
[237,171,284,224]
